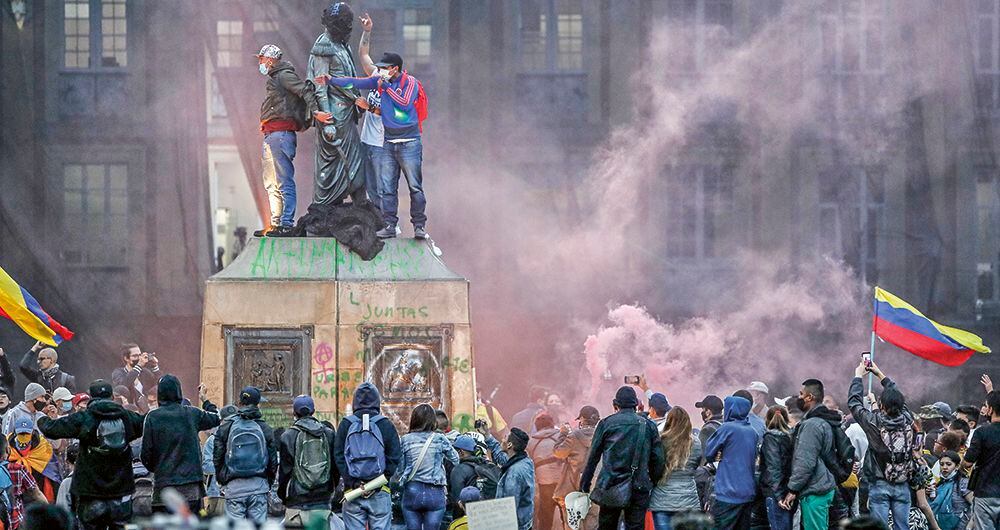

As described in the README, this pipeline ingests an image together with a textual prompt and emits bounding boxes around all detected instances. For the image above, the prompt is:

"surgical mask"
[379,68,393,82]
[259,63,269,75]
[60,402,72,413]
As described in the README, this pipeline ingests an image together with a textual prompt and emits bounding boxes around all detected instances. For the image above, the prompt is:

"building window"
[663,164,735,259]
[216,20,243,68]
[818,166,884,283]
[818,0,885,115]
[402,9,432,72]
[975,1,1000,111]
[977,167,1000,301]
[664,0,733,73]
[63,0,128,69]
[519,0,584,72]
[210,74,227,118]
[62,164,128,266]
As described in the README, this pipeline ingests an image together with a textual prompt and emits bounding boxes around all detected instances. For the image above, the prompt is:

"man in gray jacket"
[782,378,838,530]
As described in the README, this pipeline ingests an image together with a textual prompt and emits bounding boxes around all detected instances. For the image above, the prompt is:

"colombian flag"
[873,287,990,367]
[0,265,73,346]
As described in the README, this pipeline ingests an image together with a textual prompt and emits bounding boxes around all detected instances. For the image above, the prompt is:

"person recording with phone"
[112,343,162,413]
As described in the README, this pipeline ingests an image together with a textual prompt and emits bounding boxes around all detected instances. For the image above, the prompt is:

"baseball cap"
[89,380,113,400]
[255,44,282,60]
[695,395,724,414]
[747,381,769,394]
[292,395,315,416]
[24,383,46,402]
[649,393,671,415]
[220,405,238,419]
[52,387,73,402]
[239,386,263,406]
[454,435,477,453]
[71,393,90,407]
[374,52,403,69]
[14,416,33,435]
[933,401,953,420]
[576,406,600,423]
[917,404,943,420]
[459,486,482,503]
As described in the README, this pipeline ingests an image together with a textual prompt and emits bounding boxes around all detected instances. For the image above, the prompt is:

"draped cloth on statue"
[306,32,365,206]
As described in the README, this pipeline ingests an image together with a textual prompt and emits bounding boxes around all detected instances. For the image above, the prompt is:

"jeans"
[868,480,910,530]
[262,130,298,227]
[376,138,426,228]
[362,142,384,211]
[344,490,393,530]
[75,496,132,530]
[764,495,792,530]
[598,502,647,530]
[651,510,684,530]
[973,497,1000,529]
[225,493,268,524]
[799,489,834,530]
[401,481,446,530]
[712,500,752,529]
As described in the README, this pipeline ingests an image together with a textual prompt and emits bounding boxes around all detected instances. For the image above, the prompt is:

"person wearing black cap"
[212,386,278,524]
[580,386,665,530]
[317,49,429,240]
[553,405,602,529]
[140,374,221,515]
[480,427,536,530]
[279,394,338,527]
[695,394,725,459]
[37,379,144,530]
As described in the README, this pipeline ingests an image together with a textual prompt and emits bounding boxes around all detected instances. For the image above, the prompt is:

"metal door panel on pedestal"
[224,326,312,428]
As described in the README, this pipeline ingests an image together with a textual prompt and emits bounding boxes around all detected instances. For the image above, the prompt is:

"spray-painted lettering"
[361,304,430,321]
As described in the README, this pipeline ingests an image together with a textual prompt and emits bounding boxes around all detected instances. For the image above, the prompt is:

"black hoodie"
[213,405,279,486]
[334,383,402,488]
[278,415,338,508]
[140,375,220,489]
[38,398,144,498]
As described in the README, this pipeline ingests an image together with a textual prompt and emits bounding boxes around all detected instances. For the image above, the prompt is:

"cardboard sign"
[465,497,519,530]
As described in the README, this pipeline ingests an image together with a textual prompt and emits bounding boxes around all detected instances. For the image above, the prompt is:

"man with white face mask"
[254,44,333,237]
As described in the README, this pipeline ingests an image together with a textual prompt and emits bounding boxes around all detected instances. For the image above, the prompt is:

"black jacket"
[111,364,160,410]
[140,375,220,489]
[213,405,279,486]
[38,398,144,498]
[449,455,491,501]
[260,60,319,129]
[20,350,75,394]
[580,408,666,503]
[334,383,402,488]
[278,415,338,508]
[0,353,15,398]
[759,429,793,498]
[847,376,914,483]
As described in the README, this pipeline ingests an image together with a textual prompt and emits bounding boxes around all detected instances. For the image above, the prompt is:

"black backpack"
[462,460,501,499]
[821,422,856,485]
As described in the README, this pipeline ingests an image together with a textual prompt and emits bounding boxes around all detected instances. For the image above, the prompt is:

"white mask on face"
[379,68,393,82]
[259,63,269,75]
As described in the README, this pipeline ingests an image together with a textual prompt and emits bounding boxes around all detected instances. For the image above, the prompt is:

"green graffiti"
[452,413,475,433]
[249,238,338,278]
[360,303,430,321]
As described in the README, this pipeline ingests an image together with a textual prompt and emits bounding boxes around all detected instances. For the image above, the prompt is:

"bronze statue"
[306,2,366,205]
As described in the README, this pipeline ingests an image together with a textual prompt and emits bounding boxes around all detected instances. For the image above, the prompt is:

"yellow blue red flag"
[0,265,74,346]
[873,287,990,367]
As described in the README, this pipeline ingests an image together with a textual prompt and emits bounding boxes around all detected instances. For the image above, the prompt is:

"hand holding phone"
[862,352,872,368]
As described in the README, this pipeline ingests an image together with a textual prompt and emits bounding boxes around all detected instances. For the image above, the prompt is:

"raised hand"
[359,12,373,32]
[983,374,994,393]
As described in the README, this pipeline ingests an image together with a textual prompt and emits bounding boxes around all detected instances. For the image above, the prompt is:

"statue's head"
[322,2,354,44]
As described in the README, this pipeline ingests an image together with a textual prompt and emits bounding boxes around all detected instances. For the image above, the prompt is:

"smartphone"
[915,432,926,448]
[862,351,872,368]
[624,375,641,385]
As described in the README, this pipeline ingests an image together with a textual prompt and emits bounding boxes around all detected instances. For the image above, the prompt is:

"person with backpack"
[781,379,848,530]
[37,379,143,530]
[140,375,220,515]
[317,51,430,240]
[278,395,338,527]
[254,43,333,238]
[848,360,915,530]
[396,404,459,529]
[212,386,278,524]
[449,435,500,504]
[334,382,402,530]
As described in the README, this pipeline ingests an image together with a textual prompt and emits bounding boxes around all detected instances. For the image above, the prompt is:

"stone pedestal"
[199,237,476,430]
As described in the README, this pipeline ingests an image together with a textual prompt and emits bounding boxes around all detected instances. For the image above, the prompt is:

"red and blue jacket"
[328,71,421,140]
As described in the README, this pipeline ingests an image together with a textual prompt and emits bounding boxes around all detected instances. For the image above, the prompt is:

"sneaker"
[269,225,296,237]
[395,225,402,235]
[413,226,428,239]
[376,225,397,239]
[253,228,269,237]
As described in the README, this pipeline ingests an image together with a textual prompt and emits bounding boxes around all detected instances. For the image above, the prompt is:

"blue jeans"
[651,510,679,530]
[362,142,384,210]
[224,493,268,524]
[343,490,393,530]
[764,495,793,530]
[401,481,446,530]
[868,480,910,530]
[375,138,426,228]
[262,130,297,227]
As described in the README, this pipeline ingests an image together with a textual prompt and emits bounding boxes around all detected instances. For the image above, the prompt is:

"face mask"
[795,397,809,412]
[33,400,48,410]
[379,68,393,82]
[60,402,72,413]
[259,63,269,75]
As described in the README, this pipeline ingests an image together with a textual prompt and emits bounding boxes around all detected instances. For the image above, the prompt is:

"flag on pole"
[873,287,990,367]
[0,265,74,346]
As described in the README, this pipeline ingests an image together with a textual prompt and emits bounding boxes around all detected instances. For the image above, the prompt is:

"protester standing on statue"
[355,12,389,215]
[317,50,428,240]
[253,43,333,238]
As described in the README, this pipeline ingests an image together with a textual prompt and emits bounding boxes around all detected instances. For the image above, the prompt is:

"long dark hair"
[409,403,437,433]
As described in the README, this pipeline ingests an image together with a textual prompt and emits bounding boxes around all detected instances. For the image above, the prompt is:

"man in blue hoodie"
[334,383,401,530]
[704,395,759,529]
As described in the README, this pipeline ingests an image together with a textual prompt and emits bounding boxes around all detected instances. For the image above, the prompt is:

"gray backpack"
[291,423,330,490]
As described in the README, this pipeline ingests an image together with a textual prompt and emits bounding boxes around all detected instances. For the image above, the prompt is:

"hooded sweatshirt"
[334,382,402,488]
[38,398,144,498]
[787,405,838,497]
[529,427,563,485]
[213,405,278,490]
[847,376,914,483]
[704,396,759,504]
[140,375,220,489]
[278,415,338,508]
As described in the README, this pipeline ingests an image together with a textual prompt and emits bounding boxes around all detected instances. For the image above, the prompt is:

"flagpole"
[868,330,876,394]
